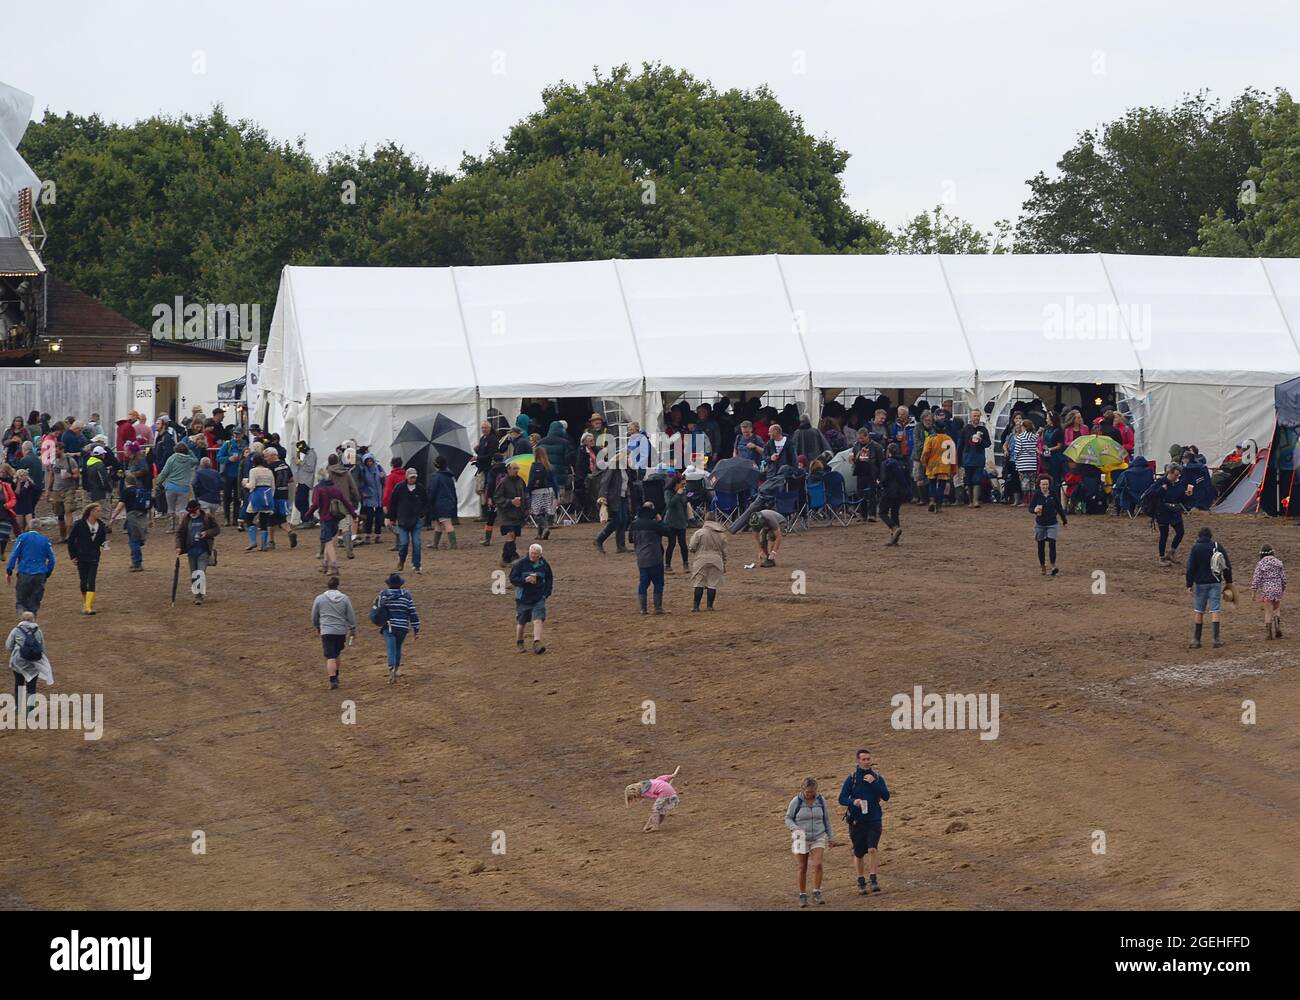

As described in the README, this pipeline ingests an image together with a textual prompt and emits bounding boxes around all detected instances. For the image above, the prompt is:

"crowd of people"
[1,397,1290,908]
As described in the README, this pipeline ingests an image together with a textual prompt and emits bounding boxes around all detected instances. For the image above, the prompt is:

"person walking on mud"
[1028,475,1067,576]
[372,572,419,685]
[838,749,890,896]
[312,575,356,690]
[509,542,553,654]
[67,502,109,616]
[1186,526,1232,649]
[785,777,834,907]
[879,442,909,546]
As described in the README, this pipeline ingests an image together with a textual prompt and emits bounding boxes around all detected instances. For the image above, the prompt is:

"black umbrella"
[392,413,473,480]
[709,457,763,494]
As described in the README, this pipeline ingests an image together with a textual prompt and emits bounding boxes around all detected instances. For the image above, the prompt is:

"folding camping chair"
[804,478,832,525]
[823,469,855,525]
[772,489,802,533]
[554,474,581,524]
[710,489,746,526]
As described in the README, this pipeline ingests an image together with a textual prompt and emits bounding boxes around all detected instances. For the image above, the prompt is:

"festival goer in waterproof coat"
[1186,527,1233,649]
[630,502,673,615]
[358,454,385,543]
[1115,456,1154,515]
[789,417,830,465]
[838,751,891,895]
[537,421,574,482]
[66,504,108,615]
[1150,465,1189,565]
[879,443,910,546]
[386,469,428,574]
[492,462,527,566]
[427,460,459,550]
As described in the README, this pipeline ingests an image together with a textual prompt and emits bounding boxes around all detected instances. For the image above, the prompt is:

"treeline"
[19,63,1300,332]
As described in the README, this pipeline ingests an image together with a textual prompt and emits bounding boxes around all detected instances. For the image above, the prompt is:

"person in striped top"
[1010,422,1041,504]
[374,573,419,684]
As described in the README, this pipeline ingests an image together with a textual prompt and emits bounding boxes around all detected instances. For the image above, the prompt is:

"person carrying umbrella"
[428,455,459,550]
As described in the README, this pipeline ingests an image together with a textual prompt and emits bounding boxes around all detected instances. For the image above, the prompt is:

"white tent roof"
[779,253,974,388]
[264,254,1300,410]
[454,258,642,399]
[940,253,1142,385]
[269,266,477,406]
[1260,258,1300,357]
[616,255,810,392]
[1103,254,1300,386]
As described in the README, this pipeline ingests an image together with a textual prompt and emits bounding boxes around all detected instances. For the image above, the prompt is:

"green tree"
[1196,91,1300,257]
[1016,91,1269,255]
[890,206,1008,254]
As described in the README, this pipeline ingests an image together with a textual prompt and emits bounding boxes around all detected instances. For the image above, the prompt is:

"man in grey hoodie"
[311,575,357,690]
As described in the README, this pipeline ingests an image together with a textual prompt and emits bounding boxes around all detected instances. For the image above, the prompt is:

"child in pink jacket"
[625,766,681,832]
[1251,544,1286,640]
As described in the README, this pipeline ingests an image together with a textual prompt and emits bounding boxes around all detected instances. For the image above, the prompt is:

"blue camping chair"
[772,489,802,532]
[805,477,830,525]
[710,489,746,525]
[1115,458,1154,517]
[823,469,854,525]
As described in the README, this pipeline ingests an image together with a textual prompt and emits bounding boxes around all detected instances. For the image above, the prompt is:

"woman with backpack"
[67,502,108,616]
[7,611,51,715]
[372,572,419,684]
[305,469,358,577]
[784,777,834,907]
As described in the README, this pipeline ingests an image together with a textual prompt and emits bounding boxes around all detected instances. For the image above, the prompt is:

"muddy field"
[1,501,1297,911]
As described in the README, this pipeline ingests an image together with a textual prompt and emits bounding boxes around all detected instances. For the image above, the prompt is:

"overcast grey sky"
[9,0,1300,232]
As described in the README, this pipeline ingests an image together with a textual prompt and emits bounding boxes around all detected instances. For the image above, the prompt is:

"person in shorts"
[311,576,356,690]
[509,542,553,655]
[785,777,834,907]
[1186,526,1233,649]
[838,748,891,895]
[748,508,783,567]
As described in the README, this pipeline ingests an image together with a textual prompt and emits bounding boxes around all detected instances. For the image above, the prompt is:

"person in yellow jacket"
[921,429,956,513]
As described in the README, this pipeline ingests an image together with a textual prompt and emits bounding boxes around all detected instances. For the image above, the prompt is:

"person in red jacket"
[1111,413,1135,456]
[382,457,407,552]
[115,414,139,465]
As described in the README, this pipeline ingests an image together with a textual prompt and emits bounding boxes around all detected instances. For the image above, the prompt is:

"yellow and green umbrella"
[1064,434,1125,468]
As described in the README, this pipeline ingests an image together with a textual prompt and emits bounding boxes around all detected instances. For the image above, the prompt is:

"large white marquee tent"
[262,253,1300,513]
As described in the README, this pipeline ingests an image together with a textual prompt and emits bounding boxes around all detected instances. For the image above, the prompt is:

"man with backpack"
[1186,526,1233,649]
[838,748,891,896]
[5,528,56,615]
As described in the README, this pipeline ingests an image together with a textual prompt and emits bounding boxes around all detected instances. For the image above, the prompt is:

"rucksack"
[1210,543,1228,581]
[329,497,348,519]
[17,624,43,662]
[368,593,389,627]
